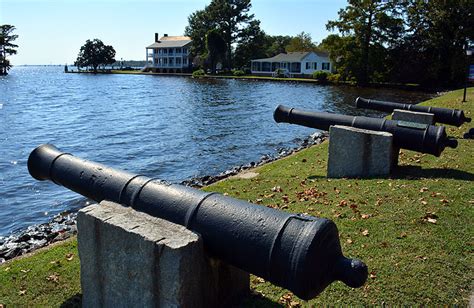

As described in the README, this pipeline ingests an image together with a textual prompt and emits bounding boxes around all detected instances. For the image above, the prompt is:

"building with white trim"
[251,51,332,77]
[145,33,192,73]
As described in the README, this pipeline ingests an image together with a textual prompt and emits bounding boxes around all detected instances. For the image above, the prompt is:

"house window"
[183,48,187,54]
[163,49,167,54]
[313,62,317,70]
[306,62,310,70]
[322,62,330,70]
[163,58,168,65]
[176,57,182,65]
[262,62,271,71]
[183,58,188,65]
[169,58,174,66]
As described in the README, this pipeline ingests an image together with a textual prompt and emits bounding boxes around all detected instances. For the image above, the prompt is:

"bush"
[232,70,245,76]
[312,71,330,83]
[192,69,205,77]
[327,73,341,83]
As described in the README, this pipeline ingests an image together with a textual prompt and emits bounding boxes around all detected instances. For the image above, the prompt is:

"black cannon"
[28,144,368,300]
[355,97,471,127]
[274,105,458,157]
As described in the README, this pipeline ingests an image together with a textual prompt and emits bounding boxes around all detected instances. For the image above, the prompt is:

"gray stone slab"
[78,201,249,308]
[327,125,394,178]
[392,109,434,125]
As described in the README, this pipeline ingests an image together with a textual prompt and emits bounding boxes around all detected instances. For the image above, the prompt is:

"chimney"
[164,34,168,37]
[155,33,159,42]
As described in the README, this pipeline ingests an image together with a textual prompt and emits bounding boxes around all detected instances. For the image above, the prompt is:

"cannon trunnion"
[28,144,368,300]
[274,105,458,157]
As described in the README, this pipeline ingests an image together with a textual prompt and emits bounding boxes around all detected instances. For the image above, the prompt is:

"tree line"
[185,0,473,87]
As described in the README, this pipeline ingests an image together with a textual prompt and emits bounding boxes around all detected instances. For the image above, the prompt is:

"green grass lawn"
[1,88,472,306]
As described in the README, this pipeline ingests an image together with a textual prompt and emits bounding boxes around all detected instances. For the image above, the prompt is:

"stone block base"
[327,125,394,178]
[392,109,434,125]
[77,201,249,307]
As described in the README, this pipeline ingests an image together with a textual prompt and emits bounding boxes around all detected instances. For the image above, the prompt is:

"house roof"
[147,36,192,48]
[252,51,329,62]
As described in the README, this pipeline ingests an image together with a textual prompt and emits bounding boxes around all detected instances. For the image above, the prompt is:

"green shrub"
[327,73,341,83]
[192,69,205,77]
[232,69,245,76]
[312,71,329,82]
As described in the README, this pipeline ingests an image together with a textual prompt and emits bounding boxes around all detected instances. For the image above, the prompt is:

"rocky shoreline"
[0,131,328,263]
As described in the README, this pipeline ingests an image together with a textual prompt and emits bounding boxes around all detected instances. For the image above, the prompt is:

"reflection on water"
[0,66,434,235]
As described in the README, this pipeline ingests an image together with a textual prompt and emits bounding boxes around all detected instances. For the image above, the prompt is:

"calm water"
[0,66,434,235]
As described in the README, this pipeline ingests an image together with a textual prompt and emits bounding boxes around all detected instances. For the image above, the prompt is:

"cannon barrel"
[274,105,458,157]
[28,144,368,300]
[355,97,471,127]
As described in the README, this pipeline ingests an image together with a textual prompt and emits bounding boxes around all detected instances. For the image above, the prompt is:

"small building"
[251,51,332,77]
[145,33,192,73]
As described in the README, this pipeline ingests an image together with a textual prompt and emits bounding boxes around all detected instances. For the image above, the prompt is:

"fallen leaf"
[421,200,428,205]
[47,273,60,283]
[427,218,437,224]
[272,186,283,192]
[361,229,369,236]
[346,239,353,244]
[369,271,377,279]
[415,255,428,261]
[3,267,10,272]
[338,200,348,207]
[18,289,26,296]
[361,214,371,219]
[20,269,31,273]
[420,187,429,192]
[289,301,301,307]
[439,199,449,204]
[397,232,407,239]
[255,198,263,203]
[282,195,289,203]
[66,253,74,261]
[252,277,265,284]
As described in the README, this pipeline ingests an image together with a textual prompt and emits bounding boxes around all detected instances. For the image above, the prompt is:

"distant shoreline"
[67,69,430,91]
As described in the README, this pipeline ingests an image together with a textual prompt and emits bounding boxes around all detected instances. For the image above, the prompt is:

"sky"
[1,0,347,65]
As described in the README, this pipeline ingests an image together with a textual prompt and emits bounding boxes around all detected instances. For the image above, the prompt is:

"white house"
[145,33,192,73]
[251,51,332,77]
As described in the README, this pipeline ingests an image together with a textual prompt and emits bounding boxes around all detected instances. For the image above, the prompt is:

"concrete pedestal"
[77,201,249,308]
[327,125,395,178]
[392,109,435,125]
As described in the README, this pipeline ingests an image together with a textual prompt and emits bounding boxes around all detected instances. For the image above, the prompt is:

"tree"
[233,20,268,69]
[206,29,227,74]
[265,35,292,56]
[392,1,474,86]
[0,25,19,75]
[185,0,255,69]
[75,39,116,73]
[285,32,318,52]
[326,0,404,84]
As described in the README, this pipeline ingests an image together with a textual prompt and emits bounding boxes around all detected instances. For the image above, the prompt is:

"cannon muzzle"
[274,105,457,156]
[28,144,368,300]
[355,97,471,127]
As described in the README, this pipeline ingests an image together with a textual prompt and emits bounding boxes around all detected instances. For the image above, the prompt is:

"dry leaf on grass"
[369,271,377,279]
[66,253,74,261]
[18,289,26,296]
[361,229,369,236]
[47,273,60,283]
